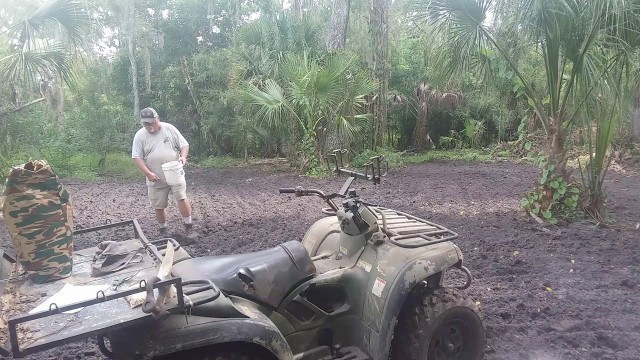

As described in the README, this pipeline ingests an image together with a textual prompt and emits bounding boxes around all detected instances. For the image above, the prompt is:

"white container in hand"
[161,161,185,186]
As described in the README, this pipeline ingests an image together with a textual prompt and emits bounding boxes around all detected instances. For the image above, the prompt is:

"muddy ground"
[1,159,639,359]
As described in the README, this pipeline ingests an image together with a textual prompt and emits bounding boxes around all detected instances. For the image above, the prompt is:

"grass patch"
[196,155,242,169]
[403,149,493,164]
[60,153,140,180]
[351,147,404,168]
[1,149,497,184]
[0,152,142,182]
[0,152,33,180]
[99,153,142,179]
[341,148,495,174]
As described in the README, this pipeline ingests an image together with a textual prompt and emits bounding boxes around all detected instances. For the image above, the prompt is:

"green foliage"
[415,0,640,223]
[521,158,581,225]
[3,0,639,199]
[351,147,403,169]
[301,131,322,175]
[576,75,629,222]
[66,71,134,155]
[238,49,376,174]
[197,156,241,169]
[0,0,90,87]
[438,133,464,150]
[404,149,492,164]
[0,152,141,182]
[157,48,239,156]
[463,119,486,148]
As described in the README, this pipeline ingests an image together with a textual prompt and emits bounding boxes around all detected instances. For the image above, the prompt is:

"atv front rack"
[373,207,459,247]
[2,219,220,358]
[325,149,387,184]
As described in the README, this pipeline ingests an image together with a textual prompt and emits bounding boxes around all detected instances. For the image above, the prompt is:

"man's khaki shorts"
[148,184,187,209]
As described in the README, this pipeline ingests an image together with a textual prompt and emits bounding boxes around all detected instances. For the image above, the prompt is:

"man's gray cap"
[140,107,158,121]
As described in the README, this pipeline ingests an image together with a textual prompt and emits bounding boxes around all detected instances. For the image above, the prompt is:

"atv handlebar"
[279,186,342,212]
[278,187,328,198]
[278,188,297,194]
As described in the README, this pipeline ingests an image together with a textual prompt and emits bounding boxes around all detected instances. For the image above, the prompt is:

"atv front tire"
[390,287,485,360]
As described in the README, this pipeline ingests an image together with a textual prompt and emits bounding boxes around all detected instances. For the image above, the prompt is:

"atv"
[2,151,484,360]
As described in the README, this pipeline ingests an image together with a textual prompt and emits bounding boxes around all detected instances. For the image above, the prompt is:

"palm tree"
[233,10,331,166]
[0,0,89,119]
[241,52,377,172]
[412,82,466,150]
[412,0,640,220]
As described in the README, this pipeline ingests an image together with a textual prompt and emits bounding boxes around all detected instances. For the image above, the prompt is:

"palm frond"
[0,44,74,85]
[336,114,372,143]
[10,0,89,50]
[314,55,354,110]
[413,0,492,76]
[241,79,302,130]
[237,18,270,48]
[2,0,88,86]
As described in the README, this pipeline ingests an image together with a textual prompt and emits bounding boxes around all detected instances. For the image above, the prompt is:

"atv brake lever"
[278,187,298,194]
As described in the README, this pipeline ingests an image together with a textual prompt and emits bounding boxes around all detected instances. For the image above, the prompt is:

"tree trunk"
[412,110,429,151]
[294,0,303,18]
[546,117,568,173]
[326,0,351,52]
[633,90,640,139]
[324,0,352,155]
[126,0,139,120]
[181,56,201,116]
[412,83,432,151]
[370,0,390,149]
[47,81,65,123]
[143,45,151,93]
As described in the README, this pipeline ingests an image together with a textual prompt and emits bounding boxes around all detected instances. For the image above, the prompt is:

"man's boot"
[158,227,168,237]
[182,223,196,245]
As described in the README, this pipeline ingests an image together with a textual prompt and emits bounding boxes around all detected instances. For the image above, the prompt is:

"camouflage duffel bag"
[1,160,74,283]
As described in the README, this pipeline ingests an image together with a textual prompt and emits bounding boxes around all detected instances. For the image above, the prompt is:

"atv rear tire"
[390,287,485,360]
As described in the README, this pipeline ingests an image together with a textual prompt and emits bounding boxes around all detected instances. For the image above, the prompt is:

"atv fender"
[109,295,293,359]
[301,216,341,256]
[361,241,464,360]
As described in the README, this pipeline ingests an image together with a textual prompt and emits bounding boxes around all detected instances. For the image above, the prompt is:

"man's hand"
[178,156,187,165]
[146,172,160,182]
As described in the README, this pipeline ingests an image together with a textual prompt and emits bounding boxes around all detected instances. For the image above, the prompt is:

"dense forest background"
[1,0,640,222]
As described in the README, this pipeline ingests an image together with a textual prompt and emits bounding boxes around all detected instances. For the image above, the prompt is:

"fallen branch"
[528,211,545,225]
[0,97,46,119]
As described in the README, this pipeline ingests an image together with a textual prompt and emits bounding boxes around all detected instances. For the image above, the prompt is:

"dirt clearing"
[1,160,638,359]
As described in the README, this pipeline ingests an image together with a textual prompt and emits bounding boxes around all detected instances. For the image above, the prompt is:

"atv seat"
[171,241,316,308]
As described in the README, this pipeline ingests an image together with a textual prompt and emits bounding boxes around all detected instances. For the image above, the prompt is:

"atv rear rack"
[1,219,220,358]
[373,207,459,247]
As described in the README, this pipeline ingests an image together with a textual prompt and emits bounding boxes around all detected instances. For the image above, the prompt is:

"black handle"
[279,188,297,194]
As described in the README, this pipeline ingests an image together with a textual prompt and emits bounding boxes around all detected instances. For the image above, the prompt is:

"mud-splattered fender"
[361,241,463,360]
[300,216,341,256]
[109,297,293,359]
[232,298,293,359]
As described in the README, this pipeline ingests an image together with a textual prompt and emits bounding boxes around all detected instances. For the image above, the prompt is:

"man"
[132,107,195,243]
